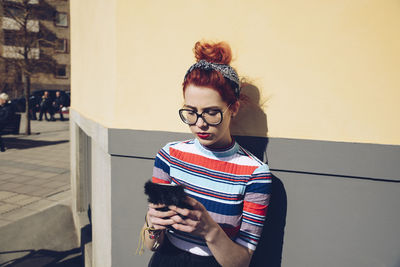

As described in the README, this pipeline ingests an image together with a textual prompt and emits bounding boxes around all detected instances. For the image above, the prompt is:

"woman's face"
[183,84,239,148]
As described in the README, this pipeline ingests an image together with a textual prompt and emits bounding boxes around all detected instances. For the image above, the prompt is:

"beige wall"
[71,0,400,145]
[71,0,117,125]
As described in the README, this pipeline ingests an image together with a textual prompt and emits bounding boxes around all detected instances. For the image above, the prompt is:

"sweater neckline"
[194,138,238,157]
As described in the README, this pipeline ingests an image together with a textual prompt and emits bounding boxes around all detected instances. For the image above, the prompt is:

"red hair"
[183,41,238,105]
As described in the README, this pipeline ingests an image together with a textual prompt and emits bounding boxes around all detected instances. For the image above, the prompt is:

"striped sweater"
[152,138,272,256]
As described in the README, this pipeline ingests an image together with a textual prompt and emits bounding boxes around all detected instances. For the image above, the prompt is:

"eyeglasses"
[179,105,231,126]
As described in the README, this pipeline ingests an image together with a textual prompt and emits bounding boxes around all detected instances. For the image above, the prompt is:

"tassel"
[135,226,146,255]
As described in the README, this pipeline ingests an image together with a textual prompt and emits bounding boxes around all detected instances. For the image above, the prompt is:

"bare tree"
[0,0,58,135]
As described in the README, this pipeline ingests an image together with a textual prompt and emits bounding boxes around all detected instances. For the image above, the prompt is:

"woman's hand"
[168,197,219,241]
[146,203,177,230]
[169,197,254,267]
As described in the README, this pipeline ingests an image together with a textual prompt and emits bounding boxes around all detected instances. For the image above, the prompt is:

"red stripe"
[161,151,248,183]
[243,216,264,224]
[240,234,258,243]
[243,201,268,216]
[170,148,258,175]
[152,177,171,184]
[250,175,271,181]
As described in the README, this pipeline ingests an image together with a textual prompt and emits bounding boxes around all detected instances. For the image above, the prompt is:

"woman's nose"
[195,116,207,128]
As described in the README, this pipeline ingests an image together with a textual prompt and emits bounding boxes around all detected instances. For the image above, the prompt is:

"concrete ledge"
[85,242,92,267]
[0,204,79,265]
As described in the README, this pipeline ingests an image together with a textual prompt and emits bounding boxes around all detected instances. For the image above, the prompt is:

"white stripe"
[167,233,212,256]
[243,212,265,220]
[188,191,243,205]
[246,179,272,185]
[235,237,257,251]
[172,143,261,167]
[172,170,246,195]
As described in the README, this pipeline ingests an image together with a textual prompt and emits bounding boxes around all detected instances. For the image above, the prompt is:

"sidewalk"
[0,114,71,227]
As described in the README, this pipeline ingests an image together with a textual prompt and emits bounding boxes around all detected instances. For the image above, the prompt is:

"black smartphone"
[144,181,193,211]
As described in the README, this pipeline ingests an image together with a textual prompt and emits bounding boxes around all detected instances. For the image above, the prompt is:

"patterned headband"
[184,60,241,99]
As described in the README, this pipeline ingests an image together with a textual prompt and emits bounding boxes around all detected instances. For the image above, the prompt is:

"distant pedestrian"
[52,91,65,121]
[39,91,55,121]
[28,95,39,120]
[0,93,14,152]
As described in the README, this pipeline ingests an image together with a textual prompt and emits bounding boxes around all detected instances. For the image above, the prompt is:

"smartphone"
[144,181,192,211]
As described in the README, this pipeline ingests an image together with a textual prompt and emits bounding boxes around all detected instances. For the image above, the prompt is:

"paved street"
[0,114,71,227]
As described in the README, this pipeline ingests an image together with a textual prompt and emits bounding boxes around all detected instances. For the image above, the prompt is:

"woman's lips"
[197,133,210,139]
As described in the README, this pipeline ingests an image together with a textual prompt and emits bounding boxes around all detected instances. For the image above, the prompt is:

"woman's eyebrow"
[183,104,196,109]
[183,105,221,110]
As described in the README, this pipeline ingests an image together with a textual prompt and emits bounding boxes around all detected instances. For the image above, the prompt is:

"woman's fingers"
[148,208,176,219]
[171,222,198,233]
[168,205,191,217]
[147,203,178,230]
[150,216,175,230]
[148,203,177,218]
[168,197,204,221]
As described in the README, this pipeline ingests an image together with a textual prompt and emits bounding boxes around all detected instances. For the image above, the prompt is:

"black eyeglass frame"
[178,105,231,126]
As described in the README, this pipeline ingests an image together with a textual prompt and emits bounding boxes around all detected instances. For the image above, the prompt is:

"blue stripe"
[246,182,272,193]
[242,218,264,227]
[243,211,265,220]
[171,177,243,201]
[171,165,247,190]
[239,232,259,244]
[155,153,170,173]
[168,231,207,246]
[190,194,244,216]
[239,230,260,240]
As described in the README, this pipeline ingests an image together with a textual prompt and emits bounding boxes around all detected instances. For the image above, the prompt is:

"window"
[2,46,39,59]
[4,6,23,18]
[55,39,68,53]
[56,65,67,78]
[55,12,68,27]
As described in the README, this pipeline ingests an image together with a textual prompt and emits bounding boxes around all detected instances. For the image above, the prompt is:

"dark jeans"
[39,108,54,121]
[54,107,64,120]
[0,135,4,151]
[148,237,221,267]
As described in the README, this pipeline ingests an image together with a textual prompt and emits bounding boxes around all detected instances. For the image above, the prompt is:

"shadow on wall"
[231,82,268,139]
[232,82,287,267]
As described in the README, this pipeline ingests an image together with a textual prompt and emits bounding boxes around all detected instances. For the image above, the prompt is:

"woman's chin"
[197,137,231,149]
[197,138,215,147]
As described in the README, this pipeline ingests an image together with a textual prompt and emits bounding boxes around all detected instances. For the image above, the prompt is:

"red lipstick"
[197,133,210,139]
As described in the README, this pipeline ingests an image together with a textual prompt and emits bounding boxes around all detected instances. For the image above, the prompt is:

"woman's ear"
[230,101,240,118]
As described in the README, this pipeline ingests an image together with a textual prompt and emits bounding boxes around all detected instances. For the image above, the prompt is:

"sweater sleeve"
[152,144,172,184]
[235,164,272,250]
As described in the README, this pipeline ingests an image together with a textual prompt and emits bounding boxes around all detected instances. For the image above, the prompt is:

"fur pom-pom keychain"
[137,181,192,255]
[144,181,192,210]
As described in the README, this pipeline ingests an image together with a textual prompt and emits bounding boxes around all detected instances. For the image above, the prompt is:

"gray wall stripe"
[109,129,400,182]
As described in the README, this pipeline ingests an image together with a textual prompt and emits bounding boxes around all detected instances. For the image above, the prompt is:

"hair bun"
[194,41,232,65]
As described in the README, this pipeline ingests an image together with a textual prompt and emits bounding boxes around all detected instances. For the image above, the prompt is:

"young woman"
[143,41,272,267]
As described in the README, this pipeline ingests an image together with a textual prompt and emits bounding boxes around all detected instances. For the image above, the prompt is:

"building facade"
[70,1,400,267]
[0,0,70,98]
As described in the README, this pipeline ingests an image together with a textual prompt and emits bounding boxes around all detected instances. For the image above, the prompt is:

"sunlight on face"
[184,85,237,148]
